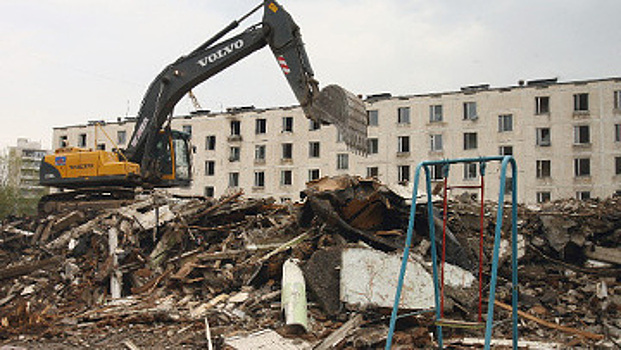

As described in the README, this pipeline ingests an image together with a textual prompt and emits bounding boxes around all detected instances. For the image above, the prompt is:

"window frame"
[254,171,265,187]
[255,118,267,134]
[337,153,349,170]
[280,169,293,186]
[367,110,379,126]
[398,136,410,153]
[574,157,591,177]
[309,141,320,158]
[397,165,410,183]
[228,172,240,187]
[281,143,293,160]
[282,116,294,133]
[205,160,215,176]
[464,162,478,180]
[429,104,443,122]
[573,125,590,145]
[463,102,477,120]
[573,93,589,112]
[367,138,379,154]
[535,96,550,115]
[536,160,551,178]
[536,127,551,147]
[498,114,513,132]
[397,107,411,124]
[205,135,216,151]
[430,134,443,152]
[463,132,478,150]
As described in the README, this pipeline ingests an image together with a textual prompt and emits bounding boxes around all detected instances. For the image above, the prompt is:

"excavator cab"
[151,129,192,188]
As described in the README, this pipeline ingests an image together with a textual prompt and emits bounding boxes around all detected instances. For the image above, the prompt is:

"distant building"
[7,138,50,198]
[51,77,621,204]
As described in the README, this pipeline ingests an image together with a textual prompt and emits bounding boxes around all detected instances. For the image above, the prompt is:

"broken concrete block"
[225,329,311,350]
[340,247,474,309]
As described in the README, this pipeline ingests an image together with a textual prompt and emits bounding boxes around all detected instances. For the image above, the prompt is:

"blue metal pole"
[385,163,426,350]
[484,156,515,350]
[510,158,519,349]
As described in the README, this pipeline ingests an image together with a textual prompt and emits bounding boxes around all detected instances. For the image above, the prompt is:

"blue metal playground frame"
[385,156,519,350]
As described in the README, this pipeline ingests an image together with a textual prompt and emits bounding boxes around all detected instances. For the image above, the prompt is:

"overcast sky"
[1,0,620,151]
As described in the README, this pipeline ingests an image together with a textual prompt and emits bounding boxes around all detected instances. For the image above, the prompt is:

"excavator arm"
[125,0,368,181]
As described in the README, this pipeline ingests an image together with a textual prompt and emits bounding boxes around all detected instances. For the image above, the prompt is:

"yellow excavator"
[39,0,368,214]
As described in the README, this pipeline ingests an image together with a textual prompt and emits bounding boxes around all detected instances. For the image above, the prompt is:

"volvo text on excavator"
[39,0,368,213]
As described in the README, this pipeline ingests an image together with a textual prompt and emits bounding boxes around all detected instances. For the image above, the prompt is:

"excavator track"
[38,187,138,216]
[308,84,368,154]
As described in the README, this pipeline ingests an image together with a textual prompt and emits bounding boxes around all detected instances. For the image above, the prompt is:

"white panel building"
[51,77,621,204]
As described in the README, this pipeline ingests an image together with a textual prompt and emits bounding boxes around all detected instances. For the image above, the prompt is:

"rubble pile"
[0,176,619,349]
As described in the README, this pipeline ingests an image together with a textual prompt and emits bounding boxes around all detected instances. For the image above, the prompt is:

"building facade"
[51,77,621,204]
[7,138,49,198]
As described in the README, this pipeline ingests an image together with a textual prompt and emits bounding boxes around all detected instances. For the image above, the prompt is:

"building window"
[254,171,265,187]
[59,135,68,148]
[398,136,410,153]
[464,162,478,179]
[367,110,379,126]
[229,146,240,162]
[255,145,266,161]
[367,167,379,178]
[97,144,106,151]
[117,130,127,145]
[230,120,241,136]
[308,168,320,181]
[573,125,590,145]
[429,105,443,122]
[616,157,621,175]
[336,130,344,143]
[535,96,550,115]
[536,191,551,203]
[182,125,192,136]
[463,132,478,150]
[574,158,590,177]
[397,107,410,124]
[337,153,349,170]
[430,134,443,152]
[205,135,216,150]
[367,138,379,154]
[255,118,267,134]
[309,119,321,131]
[78,133,87,148]
[536,128,551,146]
[498,114,513,132]
[499,146,513,156]
[463,102,477,120]
[280,170,292,186]
[282,143,293,160]
[309,142,320,158]
[204,186,215,198]
[430,164,444,180]
[536,160,551,178]
[614,90,621,110]
[205,160,215,176]
[574,93,589,112]
[616,124,621,142]
[398,165,410,183]
[228,172,239,187]
[282,116,293,132]
[576,191,591,200]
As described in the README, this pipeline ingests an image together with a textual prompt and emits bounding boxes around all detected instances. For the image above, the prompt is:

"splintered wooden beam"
[494,300,604,340]
[0,256,62,280]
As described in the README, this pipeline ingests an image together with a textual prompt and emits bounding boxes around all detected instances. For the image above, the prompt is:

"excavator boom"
[39,0,367,213]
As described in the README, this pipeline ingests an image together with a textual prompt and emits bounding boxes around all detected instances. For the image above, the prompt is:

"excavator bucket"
[307,85,368,154]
